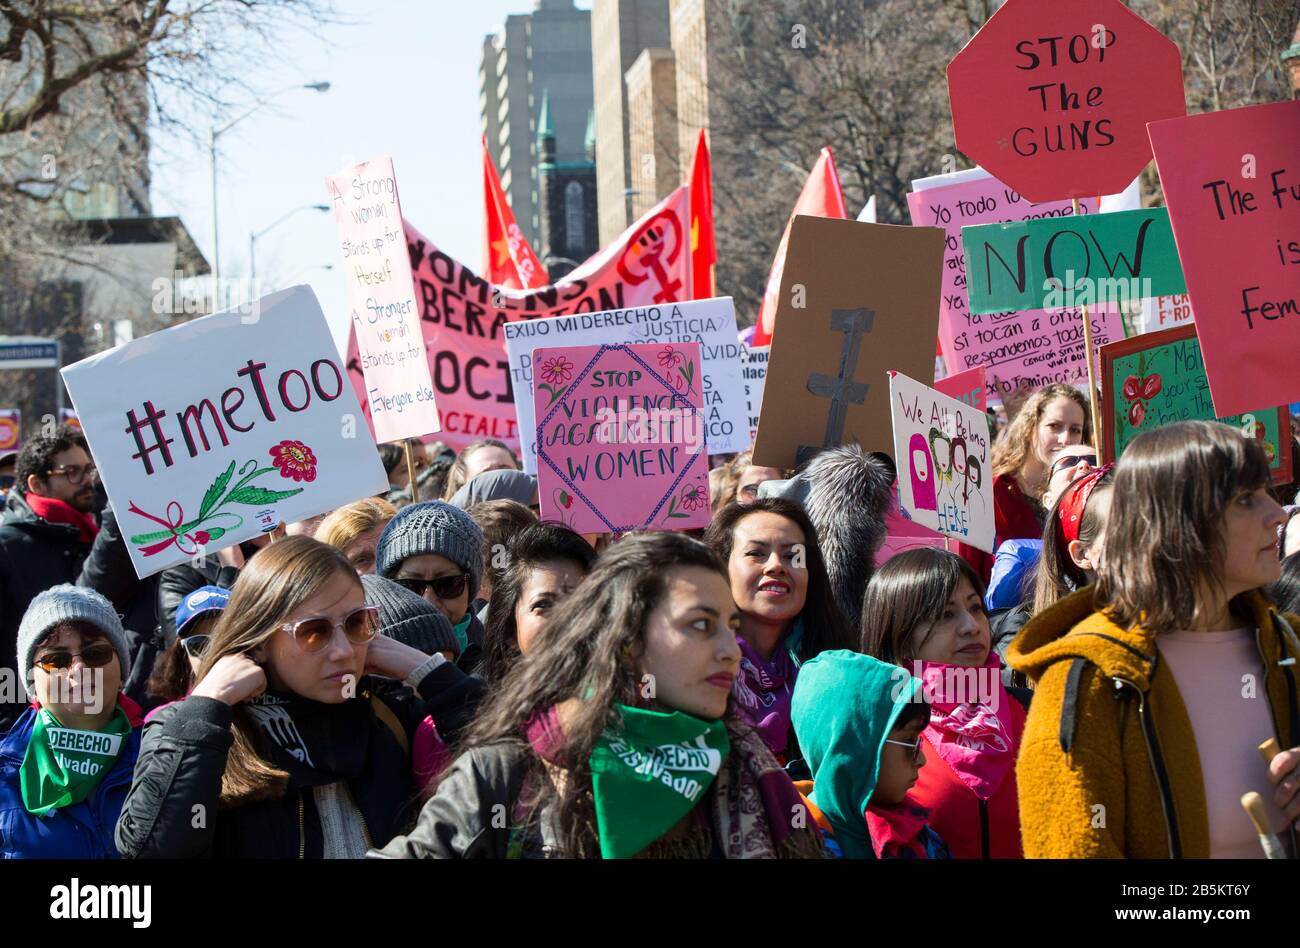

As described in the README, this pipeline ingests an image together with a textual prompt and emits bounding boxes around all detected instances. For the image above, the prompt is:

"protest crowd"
[2,0,1299,866]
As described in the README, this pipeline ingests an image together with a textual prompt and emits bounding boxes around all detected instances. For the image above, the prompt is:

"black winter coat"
[114,663,486,859]
[77,504,162,711]
[0,490,89,731]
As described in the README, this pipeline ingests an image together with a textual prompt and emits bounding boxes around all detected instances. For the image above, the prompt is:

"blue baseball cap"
[175,585,231,638]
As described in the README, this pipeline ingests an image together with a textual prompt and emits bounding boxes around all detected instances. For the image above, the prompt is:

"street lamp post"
[209,81,330,308]
[249,204,330,287]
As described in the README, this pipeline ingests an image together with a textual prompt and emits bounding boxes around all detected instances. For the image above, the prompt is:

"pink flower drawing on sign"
[270,440,318,482]
[538,355,575,408]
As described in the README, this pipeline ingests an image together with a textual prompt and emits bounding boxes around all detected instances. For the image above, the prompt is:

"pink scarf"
[915,655,1016,800]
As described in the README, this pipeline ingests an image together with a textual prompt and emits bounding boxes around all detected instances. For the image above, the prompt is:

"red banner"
[346,187,692,452]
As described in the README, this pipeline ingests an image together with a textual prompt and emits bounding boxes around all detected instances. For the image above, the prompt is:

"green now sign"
[962,207,1187,314]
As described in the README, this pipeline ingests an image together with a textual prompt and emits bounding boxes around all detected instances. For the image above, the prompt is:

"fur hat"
[799,445,894,631]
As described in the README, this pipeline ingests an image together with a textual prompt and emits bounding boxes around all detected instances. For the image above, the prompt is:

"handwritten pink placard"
[534,342,710,534]
[907,173,1118,400]
[1148,100,1300,418]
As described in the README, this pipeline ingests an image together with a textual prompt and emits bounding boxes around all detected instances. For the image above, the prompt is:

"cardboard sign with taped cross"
[752,217,946,469]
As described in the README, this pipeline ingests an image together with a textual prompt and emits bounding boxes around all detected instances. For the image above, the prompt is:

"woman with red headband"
[1031,465,1115,614]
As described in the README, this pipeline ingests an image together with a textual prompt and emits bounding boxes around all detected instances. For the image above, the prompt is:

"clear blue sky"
[149,1,587,355]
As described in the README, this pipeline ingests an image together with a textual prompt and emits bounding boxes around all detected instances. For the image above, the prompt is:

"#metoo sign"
[889,371,994,553]
[62,286,389,578]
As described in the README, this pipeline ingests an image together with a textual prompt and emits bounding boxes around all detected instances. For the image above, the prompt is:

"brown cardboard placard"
[752,216,945,469]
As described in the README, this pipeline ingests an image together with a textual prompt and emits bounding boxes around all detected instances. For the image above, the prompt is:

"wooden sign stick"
[1072,197,1103,454]
[404,440,420,503]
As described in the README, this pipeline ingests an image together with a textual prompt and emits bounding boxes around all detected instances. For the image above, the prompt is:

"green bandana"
[19,708,131,816]
[589,705,730,859]
[452,612,473,652]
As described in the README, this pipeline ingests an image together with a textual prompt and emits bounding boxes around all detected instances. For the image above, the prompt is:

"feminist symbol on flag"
[618,210,684,303]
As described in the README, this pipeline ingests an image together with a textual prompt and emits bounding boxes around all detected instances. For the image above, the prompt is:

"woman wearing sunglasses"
[376,501,486,673]
[860,549,1026,859]
[115,536,485,859]
[0,585,142,857]
[144,585,231,713]
[961,385,1091,583]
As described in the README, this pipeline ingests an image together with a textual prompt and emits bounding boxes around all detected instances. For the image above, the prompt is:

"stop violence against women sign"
[533,342,710,534]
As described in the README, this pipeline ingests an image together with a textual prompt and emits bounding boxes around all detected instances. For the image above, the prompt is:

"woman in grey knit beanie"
[375,501,486,672]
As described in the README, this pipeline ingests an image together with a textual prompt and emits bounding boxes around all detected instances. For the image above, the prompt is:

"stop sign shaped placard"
[948,0,1185,202]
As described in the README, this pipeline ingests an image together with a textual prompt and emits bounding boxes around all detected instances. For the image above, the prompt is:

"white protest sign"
[61,286,389,578]
[743,345,769,445]
[326,156,440,443]
[889,371,994,553]
[504,297,748,473]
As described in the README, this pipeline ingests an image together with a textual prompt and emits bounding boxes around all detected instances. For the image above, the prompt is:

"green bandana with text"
[19,707,130,816]
[589,705,730,859]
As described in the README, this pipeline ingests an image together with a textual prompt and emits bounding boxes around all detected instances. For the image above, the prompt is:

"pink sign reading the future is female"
[533,342,710,535]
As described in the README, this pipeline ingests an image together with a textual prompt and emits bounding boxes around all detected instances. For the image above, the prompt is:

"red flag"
[751,147,847,347]
[688,129,716,299]
[482,137,548,290]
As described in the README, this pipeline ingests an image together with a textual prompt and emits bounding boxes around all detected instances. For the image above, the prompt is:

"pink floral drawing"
[540,356,575,385]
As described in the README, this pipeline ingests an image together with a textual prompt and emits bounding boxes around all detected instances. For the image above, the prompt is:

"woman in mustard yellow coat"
[1010,421,1300,858]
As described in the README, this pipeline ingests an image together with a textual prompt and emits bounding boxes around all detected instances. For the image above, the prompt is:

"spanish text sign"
[889,371,994,553]
[61,286,389,579]
[533,342,710,534]
[1148,100,1300,418]
[505,297,746,473]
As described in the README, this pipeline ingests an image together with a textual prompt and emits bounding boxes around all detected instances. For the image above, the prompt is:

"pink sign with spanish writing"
[326,156,440,444]
[907,171,1116,401]
[534,342,710,534]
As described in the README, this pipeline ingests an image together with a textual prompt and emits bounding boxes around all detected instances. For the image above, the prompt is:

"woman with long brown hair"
[114,536,485,858]
[964,385,1091,581]
[703,498,852,761]
[373,532,825,859]
[1010,421,1300,858]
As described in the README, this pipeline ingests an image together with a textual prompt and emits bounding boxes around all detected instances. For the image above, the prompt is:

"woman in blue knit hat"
[0,584,142,857]
[376,501,486,674]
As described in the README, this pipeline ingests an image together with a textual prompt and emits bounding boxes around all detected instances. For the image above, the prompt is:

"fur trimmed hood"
[801,445,893,630]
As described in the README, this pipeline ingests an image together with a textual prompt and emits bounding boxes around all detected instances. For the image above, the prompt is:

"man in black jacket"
[0,426,99,730]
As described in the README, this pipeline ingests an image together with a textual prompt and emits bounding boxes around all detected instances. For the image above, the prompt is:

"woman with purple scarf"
[705,499,854,763]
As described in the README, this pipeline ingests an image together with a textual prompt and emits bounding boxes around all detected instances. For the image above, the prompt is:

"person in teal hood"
[791,650,950,859]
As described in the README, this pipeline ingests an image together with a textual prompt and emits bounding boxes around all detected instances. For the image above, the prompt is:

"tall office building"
[624,47,678,222]
[590,0,671,246]
[479,1,595,254]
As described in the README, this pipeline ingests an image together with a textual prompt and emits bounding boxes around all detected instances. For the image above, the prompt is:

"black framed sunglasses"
[1048,453,1096,481]
[34,643,116,672]
[45,463,97,485]
[396,573,469,601]
[279,605,379,654]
